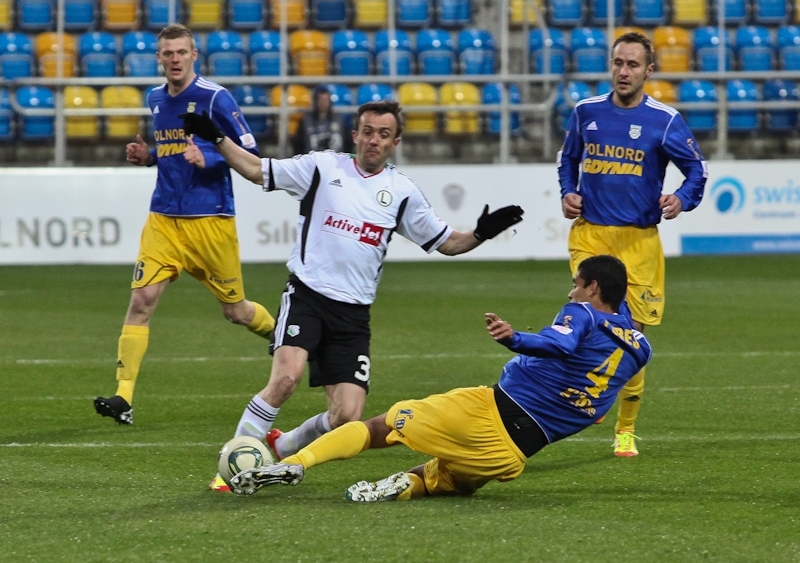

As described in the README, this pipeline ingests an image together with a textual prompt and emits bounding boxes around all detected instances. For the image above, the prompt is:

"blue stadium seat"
[631,0,666,25]
[591,0,622,24]
[571,27,607,72]
[17,86,54,139]
[312,0,349,27]
[777,25,800,69]
[325,83,354,129]
[0,88,13,141]
[762,78,799,130]
[736,25,775,71]
[122,31,158,76]
[555,80,592,131]
[714,0,749,24]
[727,79,760,130]
[232,84,270,137]
[753,0,788,23]
[529,28,567,73]
[18,0,54,30]
[695,26,734,71]
[596,80,612,95]
[356,83,394,104]
[65,0,97,29]
[250,30,282,75]
[0,33,35,79]
[79,31,119,77]
[375,29,414,74]
[229,0,267,29]
[549,0,584,26]
[144,0,183,30]
[332,29,372,75]
[397,0,431,27]
[678,79,717,132]
[416,28,454,74]
[438,0,472,27]
[206,30,247,75]
[482,82,520,135]
[457,28,495,74]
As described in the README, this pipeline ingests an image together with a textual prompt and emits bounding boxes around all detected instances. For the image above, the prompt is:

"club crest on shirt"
[287,325,300,337]
[629,124,642,139]
[393,408,414,435]
[187,102,196,114]
[376,190,392,207]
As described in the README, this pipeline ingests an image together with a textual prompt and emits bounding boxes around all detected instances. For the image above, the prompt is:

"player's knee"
[328,405,363,429]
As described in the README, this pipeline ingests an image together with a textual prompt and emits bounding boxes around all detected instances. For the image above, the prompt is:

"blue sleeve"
[663,113,707,212]
[210,89,260,158]
[557,108,583,197]
[498,304,593,358]
[148,148,157,166]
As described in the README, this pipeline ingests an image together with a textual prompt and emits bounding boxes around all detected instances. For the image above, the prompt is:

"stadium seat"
[777,25,800,69]
[571,27,607,72]
[375,28,414,74]
[353,0,387,27]
[101,0,140,29]
[631,0,666,25]
[101,85,141,138]
[0,0,11,30]
[206,30,247,76]
[678,79,717,132]
[311,0,349,27]
[250,30,282,75]
[695,26,734,71]
[714,0,748,24]
[549,0,584,26]
[672,0,708,24]
[596,80,612,94]
[143,84,159,139]
[529,28,567,73]
[591,0,623,24]
[122,31,158,76]
[653,26,692,72]
[332,29,372,75]
[397,82,437,134]
[612,26,650,41]
[397,0,431,27]
[763,78,799,129]
[356,82,394,104]
[144,0,183,30]
[754,0,788,23]
[727,79,760,130]
[736,25,775,70]
[270,0,307,28]
[481,82,521,135]
[64,85,100,139]
[270,84,310,136]
[440,82,480,135]
[36,32,77,77]
[65,0,97,29]
[457,28,495,74]
[79,31,119,77]
[555,80,592,131]
[229,0,267,28]
[232,84,270,137]
[325,82,354,129]
[416,28,454,74]
[188,0,223,28]
[0,32,35,79]
[510,0,540,25]
[18,0,54,30]
[289,30,329,75]
[0,88,13,140]
[643,79,676,102]
[438,0,472,27]
[17,85,54,139]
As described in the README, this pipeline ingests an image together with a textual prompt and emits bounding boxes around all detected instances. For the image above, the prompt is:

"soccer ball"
[217,436,274,486]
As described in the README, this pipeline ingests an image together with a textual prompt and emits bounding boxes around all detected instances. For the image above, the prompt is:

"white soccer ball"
[217,436,274,486]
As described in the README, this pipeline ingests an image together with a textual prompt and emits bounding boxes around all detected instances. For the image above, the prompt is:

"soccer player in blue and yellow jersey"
[557,32,707,457]
[224,255,653,501]
[93,24,275,427]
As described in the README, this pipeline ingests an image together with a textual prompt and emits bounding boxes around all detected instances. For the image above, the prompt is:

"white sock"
[276,412,332,457]
[235,395,280,439]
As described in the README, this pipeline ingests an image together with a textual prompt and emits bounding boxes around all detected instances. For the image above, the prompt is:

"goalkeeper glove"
[179,111,225,145]
[473,204,524,241]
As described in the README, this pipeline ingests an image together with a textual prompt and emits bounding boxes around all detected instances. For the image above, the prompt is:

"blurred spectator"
[291,85,353,155]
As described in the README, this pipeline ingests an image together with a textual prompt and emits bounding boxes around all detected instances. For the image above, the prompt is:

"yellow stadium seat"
[289,30,329,76]
[102,0,140,29]
[270,0,307,28]
[271,84,311,136]
[796,0,800,23]
[0,0,12,30]
[653,26,691,72]
[644,80,677,103]
[397,83,437,135]
[672,0,707,24]
[36,32,76,77]
[440,82,480,135]
[188,0,224,28]
[65,86,100,139]
[102,86,143,139]
[510,0,540,26]
[353,0,387,28]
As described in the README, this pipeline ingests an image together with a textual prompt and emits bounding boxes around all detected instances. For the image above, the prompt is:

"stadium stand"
[736,25,776,70]
[0,0,12,30]
[457,28,495,74]
[529,28,567,73]
[17,85,54,139]
[206,30,247,75]
[416,28,455,74]
[754,0,789,23]
[397,81,437,133]
[727,78,760,130]
[250,30,282,75]
[653,25,692,71]
[65,0,98,29]
[101,85,142,138]
[672,0,708,24]
[36,32,77,77]
[644,79,677,102]
[549,0,585,26]
[695,26,734,71]
[554,80,591,131]
[229,0,267,28]
[311,0,349,27]
[714,0,749,25]
[763,78,799,129]
[101,0,140,29]
[270,84,310,135]
[332,28,372,75]
[631,0,667,25]
[440,81,480,134]
[356,82,394,103]
[18,0,54,30]
[122,30,158,76]
[353,0,386,27]
[590,0,623,24]
[187,0,224,28]
[64,85,100,138]
[289,29,329,75]
[438,0,472,27]
[778,25,800,69]
[510,0,539,26]
[0,32,35,79]
[269,0,307,28]
[481,82,521,135]
[570,27,607,72]
[0,87,12,140]
[79,31,119,77]
[396,0,431,27]
[231,84,270,137]
[679,79,718,131]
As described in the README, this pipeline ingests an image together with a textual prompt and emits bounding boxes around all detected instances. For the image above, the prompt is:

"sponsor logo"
[117,360,124,368]
[551,324,573,335]
[209,275,238,284]
[650,309,659,317]
[287,325,300,337]
[239,133,256,149]
[640,289,663,303]
[586,121,598,130]
[187,102,196,113]
[443,183,464,210]
[153,106,160,114]
[376,190,393,207]
[393,408,414,434]
[329,179,342,187]
[322,211,384,247]
[227,289,237,297]
[710,177,746,214]
[629,124,642,139]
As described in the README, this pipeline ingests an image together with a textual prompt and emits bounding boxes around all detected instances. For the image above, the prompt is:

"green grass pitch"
[1,256,799,562]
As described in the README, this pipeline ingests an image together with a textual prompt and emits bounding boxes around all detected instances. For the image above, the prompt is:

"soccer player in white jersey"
[181,101,524,491]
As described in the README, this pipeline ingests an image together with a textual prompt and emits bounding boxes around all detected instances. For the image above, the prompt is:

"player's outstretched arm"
[485,313,514,342]
[438,204,524,256]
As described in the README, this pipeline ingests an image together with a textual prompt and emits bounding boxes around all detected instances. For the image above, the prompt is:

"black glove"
[179,110,225,145]
[473,204,524,241]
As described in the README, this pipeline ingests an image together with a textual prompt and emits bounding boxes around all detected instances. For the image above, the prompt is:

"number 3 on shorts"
[354,355,371,383]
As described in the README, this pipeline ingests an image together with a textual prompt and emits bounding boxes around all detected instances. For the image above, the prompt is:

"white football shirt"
[261,151,453,305]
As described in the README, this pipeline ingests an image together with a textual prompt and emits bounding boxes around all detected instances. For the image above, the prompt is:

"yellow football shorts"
[132,212,246,304]
[568,217,665,326]
[385,386,526,495]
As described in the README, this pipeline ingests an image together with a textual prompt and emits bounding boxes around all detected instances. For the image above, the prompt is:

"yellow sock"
[247,302,275,338]
[283,421,371,470]
[396,472,426,501]
[615,367,645,434]
[114,325,149,405]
